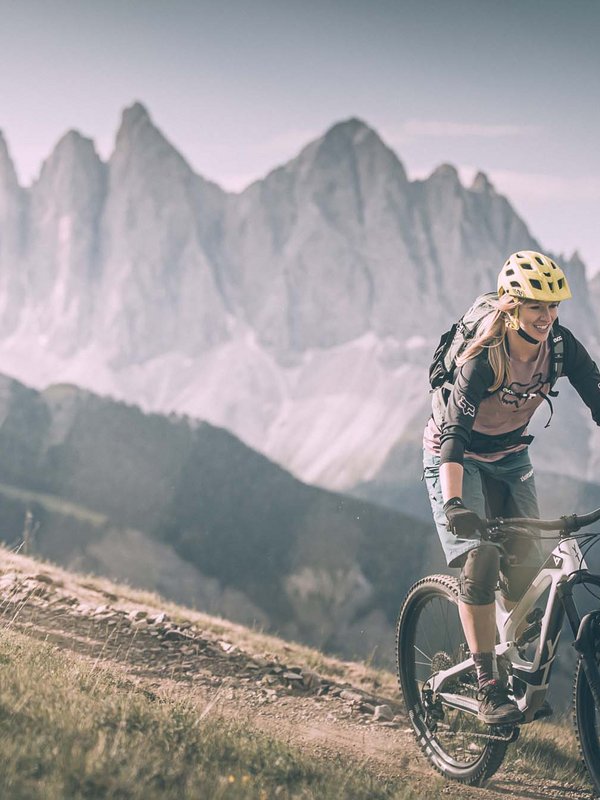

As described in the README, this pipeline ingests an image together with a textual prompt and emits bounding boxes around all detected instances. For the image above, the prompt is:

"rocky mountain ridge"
[0,103,597,492]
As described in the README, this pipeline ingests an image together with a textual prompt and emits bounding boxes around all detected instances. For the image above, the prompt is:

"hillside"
[0,547,590,799]
[0,374,433,667]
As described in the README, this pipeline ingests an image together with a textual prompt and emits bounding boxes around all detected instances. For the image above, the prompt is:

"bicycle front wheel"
[573,641,600,793]
[396,574,509,785]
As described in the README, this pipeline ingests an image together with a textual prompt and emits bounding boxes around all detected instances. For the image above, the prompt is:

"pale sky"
[1,0,599,273]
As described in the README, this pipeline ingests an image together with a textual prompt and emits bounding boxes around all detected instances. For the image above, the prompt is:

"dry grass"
[0,544,399,696]
[505,716,587,785]
[0,544,592,797]
[0,627,438,800]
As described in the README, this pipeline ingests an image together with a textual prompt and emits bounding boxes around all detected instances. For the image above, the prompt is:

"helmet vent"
[501,251,571,302]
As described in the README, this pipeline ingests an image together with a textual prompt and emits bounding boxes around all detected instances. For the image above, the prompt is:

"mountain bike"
[396,506,600,789]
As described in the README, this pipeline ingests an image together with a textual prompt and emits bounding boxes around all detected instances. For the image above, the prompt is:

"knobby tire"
[396,574,509,786]
[573,652,600,794]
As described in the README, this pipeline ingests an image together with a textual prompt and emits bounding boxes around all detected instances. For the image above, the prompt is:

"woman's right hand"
[443,497,484,537]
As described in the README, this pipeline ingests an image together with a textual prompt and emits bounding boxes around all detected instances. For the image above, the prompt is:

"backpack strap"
[548,324,564,398]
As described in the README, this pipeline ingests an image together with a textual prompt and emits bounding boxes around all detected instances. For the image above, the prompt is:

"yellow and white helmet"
[498,251,572,302]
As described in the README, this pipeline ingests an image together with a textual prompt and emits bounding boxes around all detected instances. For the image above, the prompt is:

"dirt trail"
[0,554,592,800]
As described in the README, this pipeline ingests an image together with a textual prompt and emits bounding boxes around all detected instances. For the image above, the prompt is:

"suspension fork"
[560,575,600,710]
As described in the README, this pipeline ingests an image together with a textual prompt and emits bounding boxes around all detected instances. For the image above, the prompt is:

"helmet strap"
[517,327,540,346]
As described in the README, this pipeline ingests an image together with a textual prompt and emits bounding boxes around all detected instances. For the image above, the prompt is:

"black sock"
[472,651,498,689]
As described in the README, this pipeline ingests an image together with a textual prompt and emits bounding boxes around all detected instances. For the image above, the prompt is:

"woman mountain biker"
[423,250,600,725]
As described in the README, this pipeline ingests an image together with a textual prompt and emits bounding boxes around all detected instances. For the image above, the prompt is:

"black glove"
[443,497,484,538]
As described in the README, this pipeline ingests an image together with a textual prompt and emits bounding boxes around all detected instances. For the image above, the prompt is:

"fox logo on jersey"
[501,373,546,409]
[458,396,476,417]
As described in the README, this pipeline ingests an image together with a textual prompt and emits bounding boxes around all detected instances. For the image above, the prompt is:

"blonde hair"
[456,294,521,392]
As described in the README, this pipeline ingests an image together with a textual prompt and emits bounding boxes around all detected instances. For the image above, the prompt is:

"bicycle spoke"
[414,644,433,662]
[420,606,437,659]
[405,587,491,766]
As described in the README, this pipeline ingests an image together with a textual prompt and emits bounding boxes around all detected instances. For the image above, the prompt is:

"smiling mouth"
[533,324,550,331]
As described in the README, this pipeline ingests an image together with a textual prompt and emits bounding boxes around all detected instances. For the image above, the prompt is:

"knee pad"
[459,544,500,605]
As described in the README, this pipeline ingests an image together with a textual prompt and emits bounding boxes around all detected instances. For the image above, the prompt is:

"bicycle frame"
[427,533,600,724]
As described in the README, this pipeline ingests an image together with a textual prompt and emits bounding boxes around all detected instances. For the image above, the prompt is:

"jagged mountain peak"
[257,117,399,186]
[43,129,100,166]
[320,117,402,163]
[120,101,152,130]
[110,100,194,181]
[323,117,375,140]
[114,101,171,156]
[569,249,585,267]
[33,128,105,198]
[0,131,20,190]
[115,102,155,145]
[428,163,461,184]
[291,116,408,188]
[57,129,94,148]
[470,170,495,194]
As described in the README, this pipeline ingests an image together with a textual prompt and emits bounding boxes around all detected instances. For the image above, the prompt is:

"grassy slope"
[0,629,436,800]
[0,547,590,799]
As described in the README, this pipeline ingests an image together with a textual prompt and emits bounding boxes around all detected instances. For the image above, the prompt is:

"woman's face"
[518,300,560,342]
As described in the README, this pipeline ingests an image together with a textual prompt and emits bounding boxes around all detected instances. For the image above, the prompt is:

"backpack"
[429,292,565,430]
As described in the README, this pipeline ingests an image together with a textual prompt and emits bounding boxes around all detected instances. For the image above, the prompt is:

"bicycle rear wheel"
[396,574,510,785]
[573,630,600,794]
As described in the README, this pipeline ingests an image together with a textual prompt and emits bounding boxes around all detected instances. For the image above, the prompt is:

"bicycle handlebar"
[485,506,600,535]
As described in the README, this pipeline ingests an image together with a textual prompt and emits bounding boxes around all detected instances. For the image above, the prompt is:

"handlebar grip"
[485,507,600,534]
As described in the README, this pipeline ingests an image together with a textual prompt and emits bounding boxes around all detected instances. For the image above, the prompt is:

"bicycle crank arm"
[438,692,479,716]
[428,659,474,693]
